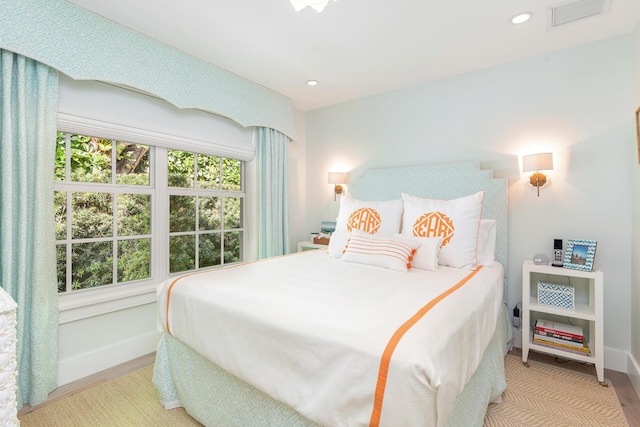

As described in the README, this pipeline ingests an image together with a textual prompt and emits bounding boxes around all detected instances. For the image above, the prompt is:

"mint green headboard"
[349,162,508,297]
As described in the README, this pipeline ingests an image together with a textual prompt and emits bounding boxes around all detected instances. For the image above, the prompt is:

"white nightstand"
[521,260,604,384]
[297,241,328,252]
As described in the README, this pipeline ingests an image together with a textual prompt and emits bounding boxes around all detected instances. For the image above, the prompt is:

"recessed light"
[306,80,319,86]
[511,12,533,24]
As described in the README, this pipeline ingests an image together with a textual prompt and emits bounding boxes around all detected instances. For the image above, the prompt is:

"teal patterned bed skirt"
[152,305,511,427]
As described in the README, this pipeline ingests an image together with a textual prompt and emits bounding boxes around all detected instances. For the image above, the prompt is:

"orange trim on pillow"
[368,266,484,427]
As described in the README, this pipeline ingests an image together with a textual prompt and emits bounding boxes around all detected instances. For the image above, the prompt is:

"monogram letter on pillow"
[327,195,403,257]
[401,191,484,269]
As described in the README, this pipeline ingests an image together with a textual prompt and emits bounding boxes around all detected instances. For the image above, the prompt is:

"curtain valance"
[0,0,297,140]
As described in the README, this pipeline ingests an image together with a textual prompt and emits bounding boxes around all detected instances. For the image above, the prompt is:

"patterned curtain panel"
[0,50,59,408]
[256,128,290,258]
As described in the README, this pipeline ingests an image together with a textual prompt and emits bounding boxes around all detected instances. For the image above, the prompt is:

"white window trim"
[57,113,247,323]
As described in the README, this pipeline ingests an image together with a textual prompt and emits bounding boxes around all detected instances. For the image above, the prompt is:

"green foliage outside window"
[55,133,243,293]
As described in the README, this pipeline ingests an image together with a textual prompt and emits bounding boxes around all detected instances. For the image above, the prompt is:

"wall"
[630,24,640,393]
[305,35,635,372]
[58,304,160,385]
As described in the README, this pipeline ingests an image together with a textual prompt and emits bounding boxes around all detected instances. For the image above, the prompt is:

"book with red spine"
[535,328,583,343]
[535,319,583,341]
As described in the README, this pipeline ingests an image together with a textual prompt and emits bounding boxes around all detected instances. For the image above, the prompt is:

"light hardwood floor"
[18,350,640,426]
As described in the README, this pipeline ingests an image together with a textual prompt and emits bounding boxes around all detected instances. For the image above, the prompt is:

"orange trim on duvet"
[163,253,304,335]
[368,266,484,427]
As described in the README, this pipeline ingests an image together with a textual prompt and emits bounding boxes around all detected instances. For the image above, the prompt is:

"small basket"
[313,236,330,245]
[537,282,575,310]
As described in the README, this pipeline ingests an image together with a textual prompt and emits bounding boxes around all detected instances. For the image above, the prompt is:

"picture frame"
[636,106,640,164]
[563,239,597,272]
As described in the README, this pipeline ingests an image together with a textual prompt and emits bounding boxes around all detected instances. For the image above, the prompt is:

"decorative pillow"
[394,234,442,271]
[341,231,419,273]
[328,195,403,257]
[477,219,496,266]
[327,229,351,257]
[401,191,484,269]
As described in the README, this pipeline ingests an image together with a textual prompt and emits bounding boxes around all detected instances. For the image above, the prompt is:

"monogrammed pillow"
[328,195,403,258]
[401,191,484,269]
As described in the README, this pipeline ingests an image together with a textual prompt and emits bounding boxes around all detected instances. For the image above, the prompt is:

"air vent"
[551,0,609,27]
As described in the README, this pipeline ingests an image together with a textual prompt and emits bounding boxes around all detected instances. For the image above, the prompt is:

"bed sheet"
[157,250,504,427]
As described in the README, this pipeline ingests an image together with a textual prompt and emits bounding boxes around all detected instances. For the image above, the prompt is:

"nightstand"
[297,241,328,252]
[521,260,604,384]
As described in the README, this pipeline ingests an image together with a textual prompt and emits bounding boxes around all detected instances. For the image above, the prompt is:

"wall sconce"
[522,153,553,197]
[327,172,347,201]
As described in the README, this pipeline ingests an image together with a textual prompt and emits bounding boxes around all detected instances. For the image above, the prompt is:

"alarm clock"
[533,253,549,265]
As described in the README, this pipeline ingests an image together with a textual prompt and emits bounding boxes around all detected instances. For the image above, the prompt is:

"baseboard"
[57,329,162,387]
[604,347,629,373]
[628,352,640,399]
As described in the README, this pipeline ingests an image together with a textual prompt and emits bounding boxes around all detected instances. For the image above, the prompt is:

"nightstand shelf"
[521,260,604,384]
[297,241,328,252]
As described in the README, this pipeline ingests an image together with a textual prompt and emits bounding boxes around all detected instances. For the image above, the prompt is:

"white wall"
[630,24,640,393]
[304,35,635,372]
[58,304,160,385]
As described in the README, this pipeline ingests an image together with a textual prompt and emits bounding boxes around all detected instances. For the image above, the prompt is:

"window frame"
[56,114,246,324]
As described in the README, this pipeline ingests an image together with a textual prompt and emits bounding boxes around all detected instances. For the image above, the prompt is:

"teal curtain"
[0,50,59,408]
[255,127,290,258]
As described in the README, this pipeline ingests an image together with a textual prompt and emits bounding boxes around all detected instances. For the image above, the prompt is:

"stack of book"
[533,319,591,356]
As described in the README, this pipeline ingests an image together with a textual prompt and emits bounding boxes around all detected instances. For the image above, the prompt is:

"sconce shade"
[327,172,347,185]
[522,153,553,172]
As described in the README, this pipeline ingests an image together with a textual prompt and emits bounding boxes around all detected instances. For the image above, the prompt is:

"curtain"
[255,127,290,258]
[0,50,59,408]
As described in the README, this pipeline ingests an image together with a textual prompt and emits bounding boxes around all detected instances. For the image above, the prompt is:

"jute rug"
[484,355,628,427]
[19,354,627,426]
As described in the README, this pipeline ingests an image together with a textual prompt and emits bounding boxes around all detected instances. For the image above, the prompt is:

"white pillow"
[401,191,484,269]
[329,195,403,258]
[394,234,442,271]
[477,219,496,266]
[327,229,351,257]
[341,231,420,273]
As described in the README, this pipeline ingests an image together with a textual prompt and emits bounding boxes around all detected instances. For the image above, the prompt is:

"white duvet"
[157,250,504,427]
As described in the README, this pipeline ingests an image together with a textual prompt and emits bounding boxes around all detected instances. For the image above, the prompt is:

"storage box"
[313,236,330,245]
[537,282,574,310]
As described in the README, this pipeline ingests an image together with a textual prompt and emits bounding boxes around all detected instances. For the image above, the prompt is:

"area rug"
[18,365,201,426]
[19,354,628,426]
[484,354,628,427]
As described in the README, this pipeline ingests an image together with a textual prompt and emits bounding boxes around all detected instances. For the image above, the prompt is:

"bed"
[153,161,512,427]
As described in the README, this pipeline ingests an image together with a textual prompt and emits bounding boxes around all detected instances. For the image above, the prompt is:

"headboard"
[348,162,508,296]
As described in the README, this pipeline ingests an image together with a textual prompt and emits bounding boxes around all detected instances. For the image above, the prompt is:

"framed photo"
[563,239,597,272]
[636,106,640,164]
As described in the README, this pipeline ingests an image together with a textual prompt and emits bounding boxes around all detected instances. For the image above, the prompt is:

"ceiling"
[65,0,640,112]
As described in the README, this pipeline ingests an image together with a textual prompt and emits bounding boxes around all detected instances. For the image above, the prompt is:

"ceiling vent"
[551,0,610,28]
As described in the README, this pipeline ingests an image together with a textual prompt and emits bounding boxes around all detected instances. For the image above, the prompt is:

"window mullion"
[154,147,168,279]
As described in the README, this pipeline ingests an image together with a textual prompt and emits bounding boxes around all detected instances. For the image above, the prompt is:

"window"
[55,132,244,295]
[167,150,243,273]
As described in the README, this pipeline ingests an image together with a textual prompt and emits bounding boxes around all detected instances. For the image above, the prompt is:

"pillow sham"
[394,234,442,271]
[341,231,419,273]
[477,219,496,266]
[401,191,484,269]
[328,195,403,257]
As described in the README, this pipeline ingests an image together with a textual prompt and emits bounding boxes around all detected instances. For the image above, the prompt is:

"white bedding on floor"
[157,250,504,427]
